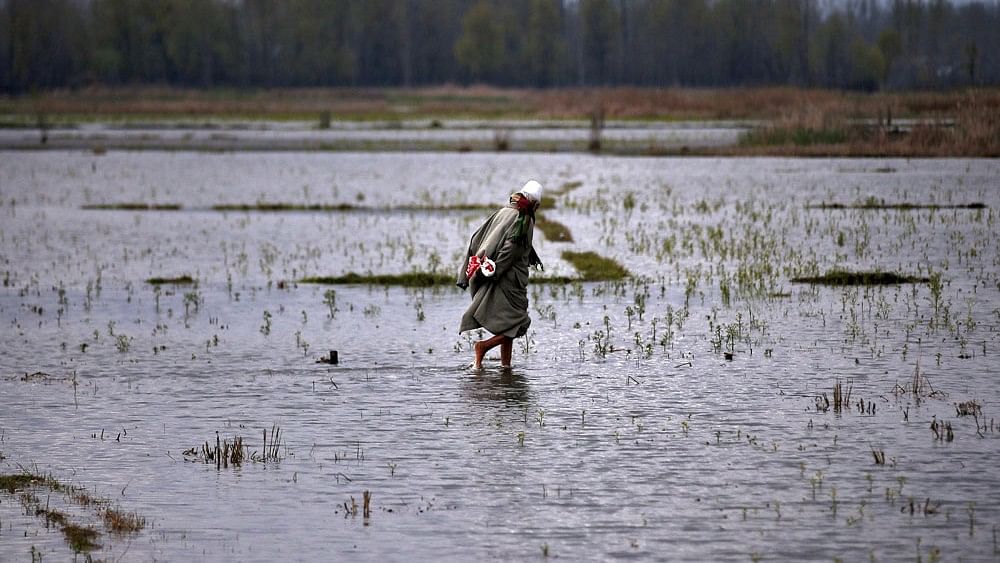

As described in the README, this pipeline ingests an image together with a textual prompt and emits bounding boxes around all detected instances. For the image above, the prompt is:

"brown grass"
[5,85,999,122]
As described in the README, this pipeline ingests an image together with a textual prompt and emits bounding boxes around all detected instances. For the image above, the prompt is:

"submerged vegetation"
[790,270,930,285]
[808,200,987,210]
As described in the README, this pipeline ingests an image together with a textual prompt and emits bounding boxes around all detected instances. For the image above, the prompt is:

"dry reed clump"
[950,95,1000,154]
[183,434,247,468]
[956,400,982,417]
[183,427,284,468]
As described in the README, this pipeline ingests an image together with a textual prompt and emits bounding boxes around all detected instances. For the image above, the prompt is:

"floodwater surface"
[1,151,999,561]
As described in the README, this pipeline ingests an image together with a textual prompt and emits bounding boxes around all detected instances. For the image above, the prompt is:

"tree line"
[2,0,997,94]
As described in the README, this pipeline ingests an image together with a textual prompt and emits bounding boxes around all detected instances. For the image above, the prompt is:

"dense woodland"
[2,0,998,94]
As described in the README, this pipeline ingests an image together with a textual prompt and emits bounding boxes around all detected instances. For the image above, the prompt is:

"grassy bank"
[3,85,998,122]
[733,91,1000,157]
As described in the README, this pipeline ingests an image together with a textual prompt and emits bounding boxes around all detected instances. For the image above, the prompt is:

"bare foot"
[473,341,486,369]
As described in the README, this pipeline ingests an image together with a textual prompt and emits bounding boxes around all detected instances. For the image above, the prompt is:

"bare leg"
[474,334,506,369]
[500,337,513,368]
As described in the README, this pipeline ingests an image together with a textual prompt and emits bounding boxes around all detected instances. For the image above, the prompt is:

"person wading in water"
[457,180,544,369]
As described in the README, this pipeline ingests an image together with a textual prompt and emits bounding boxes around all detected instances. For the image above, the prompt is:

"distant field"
[2,86,998,156]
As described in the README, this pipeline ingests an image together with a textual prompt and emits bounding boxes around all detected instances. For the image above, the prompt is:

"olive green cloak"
[456,204,539,338]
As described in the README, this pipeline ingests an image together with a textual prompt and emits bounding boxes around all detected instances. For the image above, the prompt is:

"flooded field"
[1,151,999,561]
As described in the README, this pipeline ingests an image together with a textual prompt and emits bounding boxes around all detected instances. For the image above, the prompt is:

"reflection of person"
[457,180,544,369]
[461,369,531,406]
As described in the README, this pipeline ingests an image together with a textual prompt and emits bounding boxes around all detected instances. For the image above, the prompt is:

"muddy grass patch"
[146,275,195,285]
[302,257,629,286]
[791,270,930,285]
[301,272,453,287]
[561,251,630,281]
[211,202,496,213]
[82,203,182,210]
[82,202,497,213]
[212,203,357,212]
[535,215,574,242]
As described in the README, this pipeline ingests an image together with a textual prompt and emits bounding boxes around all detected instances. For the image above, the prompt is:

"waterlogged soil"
[1,151,999,561]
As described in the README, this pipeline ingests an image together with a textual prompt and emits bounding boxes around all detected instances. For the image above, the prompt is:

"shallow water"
[1,151,999,561]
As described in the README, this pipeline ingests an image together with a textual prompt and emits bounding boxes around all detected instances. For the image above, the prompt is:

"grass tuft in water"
[0,473,40,493]
[146,275,195,285]
[62,522,102,552]
[561,251,630,281]
[790,270,929,285]
[104,507,147,534]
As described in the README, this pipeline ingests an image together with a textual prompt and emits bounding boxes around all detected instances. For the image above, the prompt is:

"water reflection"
[462,368,531,406]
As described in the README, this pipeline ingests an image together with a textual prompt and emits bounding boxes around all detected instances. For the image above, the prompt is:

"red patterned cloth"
[466,255,481,278]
